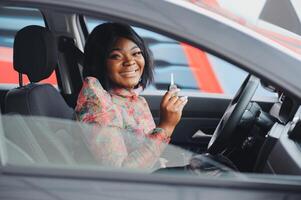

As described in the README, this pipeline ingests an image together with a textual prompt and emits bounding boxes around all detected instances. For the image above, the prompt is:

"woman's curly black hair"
[83,22,154,90]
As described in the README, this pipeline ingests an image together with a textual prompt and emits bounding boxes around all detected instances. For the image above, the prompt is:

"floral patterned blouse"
[75,77,170,169]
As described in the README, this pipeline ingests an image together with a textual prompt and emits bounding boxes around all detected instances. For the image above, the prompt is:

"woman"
[75,22,188,169]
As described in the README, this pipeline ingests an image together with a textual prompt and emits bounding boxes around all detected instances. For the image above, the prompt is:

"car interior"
[0,5,301,176]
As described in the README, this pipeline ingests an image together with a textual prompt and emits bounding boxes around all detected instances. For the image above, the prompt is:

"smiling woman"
[75,22,188,169]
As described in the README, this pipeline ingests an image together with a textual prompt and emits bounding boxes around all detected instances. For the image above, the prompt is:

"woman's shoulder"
[83,76,104,91]
[82,76,110,98]
[84,76,103,88]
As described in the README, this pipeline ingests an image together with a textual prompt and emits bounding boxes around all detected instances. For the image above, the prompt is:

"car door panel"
[144,94,275,152]
[144,94,229,152]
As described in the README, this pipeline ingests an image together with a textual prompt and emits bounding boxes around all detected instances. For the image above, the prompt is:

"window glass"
[0,6,57,87]
[1,114,240,177]
[85,17,275,98]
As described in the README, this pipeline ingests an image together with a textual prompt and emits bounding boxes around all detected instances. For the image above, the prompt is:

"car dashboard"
[255,93,301,175]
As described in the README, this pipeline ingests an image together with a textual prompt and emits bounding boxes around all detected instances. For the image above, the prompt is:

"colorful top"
[75,77,170,169]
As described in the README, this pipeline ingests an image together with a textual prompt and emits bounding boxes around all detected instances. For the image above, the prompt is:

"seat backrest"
[4,25,74,119]
[2,114,75,164]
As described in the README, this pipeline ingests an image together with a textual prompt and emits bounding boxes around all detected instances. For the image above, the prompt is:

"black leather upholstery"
[5,84,73,119]
[5,25,74,119]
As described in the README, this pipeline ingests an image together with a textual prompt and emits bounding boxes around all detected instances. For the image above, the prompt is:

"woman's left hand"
[158,89,188,137]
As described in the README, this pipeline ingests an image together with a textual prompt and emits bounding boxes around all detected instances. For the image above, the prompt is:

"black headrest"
[13,25,57,83]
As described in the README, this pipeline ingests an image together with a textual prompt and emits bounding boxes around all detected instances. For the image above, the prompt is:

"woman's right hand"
[158,89,188,137]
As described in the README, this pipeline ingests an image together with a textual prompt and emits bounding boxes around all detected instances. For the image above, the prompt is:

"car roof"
[2,0,301,99]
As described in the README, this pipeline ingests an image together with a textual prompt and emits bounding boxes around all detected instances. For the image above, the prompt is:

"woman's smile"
[119,68,140,77]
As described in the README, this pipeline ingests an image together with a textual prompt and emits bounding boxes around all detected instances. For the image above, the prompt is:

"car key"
[169,73,178,96]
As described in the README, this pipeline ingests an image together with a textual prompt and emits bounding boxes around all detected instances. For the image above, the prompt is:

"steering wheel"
[207,74,260,155]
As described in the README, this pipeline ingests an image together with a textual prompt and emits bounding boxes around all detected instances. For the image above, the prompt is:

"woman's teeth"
[120,70,138,76]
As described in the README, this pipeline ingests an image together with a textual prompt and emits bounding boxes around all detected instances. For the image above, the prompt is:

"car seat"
[2,25,96,165]
[5,25,74,119]
[2,25,95,165]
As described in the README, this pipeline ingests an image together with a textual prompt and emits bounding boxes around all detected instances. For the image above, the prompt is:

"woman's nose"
[123,54,135,66]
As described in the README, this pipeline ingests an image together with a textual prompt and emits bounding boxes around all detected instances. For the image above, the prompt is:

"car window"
[3,114,301,184]
[85,17,275,98]
[1,114,240,177]
[0,6,57,87]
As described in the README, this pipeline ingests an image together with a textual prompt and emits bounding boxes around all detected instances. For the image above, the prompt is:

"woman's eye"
[133,51,142,57]
[109,54,121,59]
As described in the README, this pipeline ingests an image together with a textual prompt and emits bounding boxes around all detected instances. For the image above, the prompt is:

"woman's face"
[106,37,145,89]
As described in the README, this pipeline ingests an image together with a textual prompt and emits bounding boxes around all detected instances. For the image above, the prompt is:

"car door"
[2,1,301,199]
